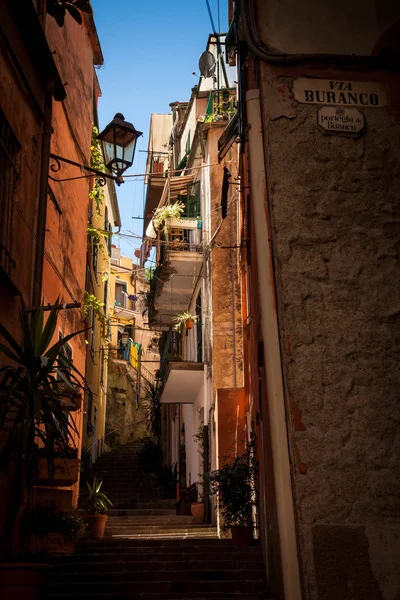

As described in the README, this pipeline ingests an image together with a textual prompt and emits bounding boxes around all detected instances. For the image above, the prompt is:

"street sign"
[317,106,365,136]
[294,78,388,108]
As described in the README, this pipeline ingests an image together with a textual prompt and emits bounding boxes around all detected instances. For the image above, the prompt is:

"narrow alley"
[0,1,399,600]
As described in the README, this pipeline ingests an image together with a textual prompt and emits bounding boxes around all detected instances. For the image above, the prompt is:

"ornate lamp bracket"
[49,153,123,186]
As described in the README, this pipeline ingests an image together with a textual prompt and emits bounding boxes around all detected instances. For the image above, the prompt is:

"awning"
[160,361,204,404]
[158,174,195,208]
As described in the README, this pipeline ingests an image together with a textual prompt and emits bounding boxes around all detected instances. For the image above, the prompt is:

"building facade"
[142,35,246,520]
[0,0,106,521]
[230,1,400,599]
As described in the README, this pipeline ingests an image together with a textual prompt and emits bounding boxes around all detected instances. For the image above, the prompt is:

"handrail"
[83,418,147,455]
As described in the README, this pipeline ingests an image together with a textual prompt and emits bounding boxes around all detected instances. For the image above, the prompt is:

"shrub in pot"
[0,300,87,598]
[209,435,258,546]
[84,476,112,539]
[23,502,84,554]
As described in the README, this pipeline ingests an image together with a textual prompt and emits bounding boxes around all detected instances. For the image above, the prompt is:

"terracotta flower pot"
[185,318,194,329]
[231,525,253,546]
[191,502,205,523]
[85,514,108,539]
[0,563,52,600]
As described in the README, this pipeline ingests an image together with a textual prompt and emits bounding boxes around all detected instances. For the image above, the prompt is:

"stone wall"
[106,357,149,445]
[260,65,400,599]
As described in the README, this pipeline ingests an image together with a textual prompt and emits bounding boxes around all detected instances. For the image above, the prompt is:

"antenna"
[198,51,216,78]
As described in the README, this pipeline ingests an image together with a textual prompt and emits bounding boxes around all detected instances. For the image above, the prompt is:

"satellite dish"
[199,51,216,78]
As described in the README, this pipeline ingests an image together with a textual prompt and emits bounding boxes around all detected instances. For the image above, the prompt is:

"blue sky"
[91,0,228,258]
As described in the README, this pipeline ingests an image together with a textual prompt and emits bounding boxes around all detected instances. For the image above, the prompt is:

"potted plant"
[152,201,186,234]
[209,435,258,546]
[191,425,205,523]
[0,300,87,598]
[84,476,112,539]
[23,502,84,555]
[172,310,199,332]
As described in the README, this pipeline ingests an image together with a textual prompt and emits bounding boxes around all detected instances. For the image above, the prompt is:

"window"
[57,332,73,381]
[186,181,200,217]
[93,242,98,273]
[115,281,127,307]
[0,109,20,275]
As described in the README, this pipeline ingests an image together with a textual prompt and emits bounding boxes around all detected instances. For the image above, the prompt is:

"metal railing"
[83,418,147,457]
[205,88,236,122]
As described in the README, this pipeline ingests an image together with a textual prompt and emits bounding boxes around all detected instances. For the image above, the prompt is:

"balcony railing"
[160,227,202,264]
[205,89,236,123]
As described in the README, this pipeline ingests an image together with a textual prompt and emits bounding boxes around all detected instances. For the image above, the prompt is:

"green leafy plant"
[172,310,199,332]
[47,0,91,27]
[143,381,161,441]
[0,299,87,556]
[23,502,84,541]
[85,476,113,514]
[89,126,106,216]
[153,201,186,234]
[87,225,112,253]
[208,435,257,530]
[83,291,108,341]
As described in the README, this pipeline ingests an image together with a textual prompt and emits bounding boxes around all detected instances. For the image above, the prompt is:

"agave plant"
[0,298,87,555]
[85,476,113,514]
[143,381,161,441]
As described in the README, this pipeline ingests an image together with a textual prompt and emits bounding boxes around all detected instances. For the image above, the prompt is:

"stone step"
[105,523,204,529]
[47,593,268,599]
[51,569,266,583]
[46,579,267,595]
[107,509,176,516]
[53,560,263,572]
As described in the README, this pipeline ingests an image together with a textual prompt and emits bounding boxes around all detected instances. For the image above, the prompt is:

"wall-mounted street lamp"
[49,114,142,186]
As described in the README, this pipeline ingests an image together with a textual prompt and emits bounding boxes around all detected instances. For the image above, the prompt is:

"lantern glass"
[97,113,142,177]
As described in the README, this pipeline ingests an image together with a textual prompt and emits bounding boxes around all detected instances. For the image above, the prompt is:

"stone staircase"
[46,442,269,598]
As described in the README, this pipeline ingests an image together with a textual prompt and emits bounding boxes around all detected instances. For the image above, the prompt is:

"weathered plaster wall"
[260,65,400,599]
[255,0,400,56]
[106,356,149,445]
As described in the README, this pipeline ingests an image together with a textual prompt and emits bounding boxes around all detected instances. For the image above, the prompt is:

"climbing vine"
[83,291,108,341]
[89,126,106,216]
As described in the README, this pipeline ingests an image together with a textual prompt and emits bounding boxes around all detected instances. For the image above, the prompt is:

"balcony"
[114,292,137,321]
[205,89,236,123]
[149,228,203,329]
[158,329,204,404]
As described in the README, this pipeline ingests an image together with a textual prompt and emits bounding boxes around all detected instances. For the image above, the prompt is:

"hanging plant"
[47,0,91,27]
[172,310,199,332]
[153,201,186,234]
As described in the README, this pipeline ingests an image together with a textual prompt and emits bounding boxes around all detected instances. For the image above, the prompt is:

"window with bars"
[0,109,20,275]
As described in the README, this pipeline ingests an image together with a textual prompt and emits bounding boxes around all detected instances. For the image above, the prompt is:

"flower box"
[36,458,79,487]
[164,217,199,230]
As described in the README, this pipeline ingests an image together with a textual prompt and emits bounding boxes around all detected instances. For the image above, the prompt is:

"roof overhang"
[113,307,137,321]
[160,362,204,404]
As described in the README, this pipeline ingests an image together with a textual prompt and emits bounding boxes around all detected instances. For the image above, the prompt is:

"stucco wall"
[259,65,400,599]
[255,0,400,56]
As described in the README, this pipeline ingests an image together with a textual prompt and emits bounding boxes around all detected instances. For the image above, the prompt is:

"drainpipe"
[32,81,54,307]
[246,89,302,600]
[175,403,181,503]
